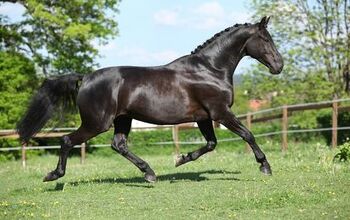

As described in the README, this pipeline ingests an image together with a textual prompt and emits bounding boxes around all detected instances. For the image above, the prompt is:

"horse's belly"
[126,95,208,124]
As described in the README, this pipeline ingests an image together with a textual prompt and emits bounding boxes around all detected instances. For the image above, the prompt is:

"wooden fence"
[236,98,350,151]
[1,98,350,167]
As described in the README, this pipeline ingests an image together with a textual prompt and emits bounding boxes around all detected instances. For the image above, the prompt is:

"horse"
[17,16,283,183]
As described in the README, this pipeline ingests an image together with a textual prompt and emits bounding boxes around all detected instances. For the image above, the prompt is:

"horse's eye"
[261,36,269,42]
[258,33,269,42]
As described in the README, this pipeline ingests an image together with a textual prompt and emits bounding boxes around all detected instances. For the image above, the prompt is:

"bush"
[333,141,350,163]
[317,111,350,145]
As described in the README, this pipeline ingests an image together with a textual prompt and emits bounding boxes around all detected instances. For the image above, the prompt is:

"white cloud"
[0,2,25,22]
[113,46,180,66]
[153,9,179,26]
[194,2,225,18]
[153,1,252,30]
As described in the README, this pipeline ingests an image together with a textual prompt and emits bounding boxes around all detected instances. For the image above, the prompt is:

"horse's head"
[245,16,283,74]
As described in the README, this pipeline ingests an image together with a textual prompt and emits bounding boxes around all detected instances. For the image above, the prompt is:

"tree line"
[0,0,349,139]
[240,0,349,108]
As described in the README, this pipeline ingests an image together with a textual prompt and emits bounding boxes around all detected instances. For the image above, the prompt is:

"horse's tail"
[16,74,84,143]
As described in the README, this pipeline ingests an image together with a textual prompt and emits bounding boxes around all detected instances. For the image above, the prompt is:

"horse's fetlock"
[256,155,267,164]
[207,141,217,151]
[137,162,149,172]
[52,169,65,177]
[57,170,65,177]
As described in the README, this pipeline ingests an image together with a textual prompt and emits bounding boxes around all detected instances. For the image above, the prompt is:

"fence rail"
[1,98,350,167]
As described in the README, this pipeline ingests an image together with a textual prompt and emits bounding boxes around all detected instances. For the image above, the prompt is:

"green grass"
[1,142,349,219]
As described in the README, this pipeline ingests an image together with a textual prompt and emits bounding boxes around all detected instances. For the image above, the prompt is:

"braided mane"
[191,23,250,54]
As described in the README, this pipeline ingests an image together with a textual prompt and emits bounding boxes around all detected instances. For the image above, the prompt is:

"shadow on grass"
[46,182,67,192]
[58,169,242,188]
[158,170,241,183]
[45,170,243,191]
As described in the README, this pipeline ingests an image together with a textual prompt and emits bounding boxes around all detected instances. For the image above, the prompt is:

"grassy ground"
[0,142,349,219]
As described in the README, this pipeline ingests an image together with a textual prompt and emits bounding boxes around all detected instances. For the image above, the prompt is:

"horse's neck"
[198,29,252,82]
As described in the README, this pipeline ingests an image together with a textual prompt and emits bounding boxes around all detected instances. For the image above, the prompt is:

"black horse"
[17,17,283,183]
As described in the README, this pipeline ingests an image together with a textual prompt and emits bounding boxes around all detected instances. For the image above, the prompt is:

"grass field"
[1,142,349,219]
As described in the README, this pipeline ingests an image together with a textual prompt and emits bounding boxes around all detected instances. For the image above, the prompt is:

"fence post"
[282,106,288,151]
[172,125,180,155]
[246,112,252,152]
[21,143,26,168]
[80,142,86,164]
[332,100,338,148]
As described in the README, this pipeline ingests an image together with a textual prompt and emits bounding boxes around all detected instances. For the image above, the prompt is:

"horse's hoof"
[145,173,156,183]
[259,163,272,176]
[43,171,62,182]
[175,154,185,167]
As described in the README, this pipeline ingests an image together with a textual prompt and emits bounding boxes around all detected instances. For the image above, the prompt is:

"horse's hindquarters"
[77,70,121,131]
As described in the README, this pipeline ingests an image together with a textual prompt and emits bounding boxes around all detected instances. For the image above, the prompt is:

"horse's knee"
[242,131,255,143]
[111,134,128,156]
[207,140,217,151]
[60,135,74,150]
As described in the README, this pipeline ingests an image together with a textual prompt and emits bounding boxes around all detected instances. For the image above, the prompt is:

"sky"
[0,0,259,127]
[0,0,258,74]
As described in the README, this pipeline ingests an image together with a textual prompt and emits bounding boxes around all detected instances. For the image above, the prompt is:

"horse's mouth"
[265,61,283,75]
[269,66,282,75]
[257,56,283,75]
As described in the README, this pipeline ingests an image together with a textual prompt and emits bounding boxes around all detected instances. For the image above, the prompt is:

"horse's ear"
[259,16,270,29]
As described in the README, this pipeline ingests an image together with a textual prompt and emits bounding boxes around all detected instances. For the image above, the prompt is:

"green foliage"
[0,51,40,157]
[242,70,335,108]
[1,0,120,74]
[0,51,37,128]
[0,0,120,157]
[231,85,250,114]
[317,111,350,145]
[240,0,350,129]
[249,0,350,95]
[334,141,350,162]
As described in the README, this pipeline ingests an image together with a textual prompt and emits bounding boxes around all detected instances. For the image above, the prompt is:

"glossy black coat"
[18,17,283,182]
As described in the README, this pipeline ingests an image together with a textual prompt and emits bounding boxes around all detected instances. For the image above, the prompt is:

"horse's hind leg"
[43,126,98,182]
[175,119,217,167]
[112,116,156,183]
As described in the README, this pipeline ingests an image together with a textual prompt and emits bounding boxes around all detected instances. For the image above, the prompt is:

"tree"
[248,0,349,96]
[0,1,120,155]
[1,0,120,75]
[0,51,38,159]
[0,51,37,129]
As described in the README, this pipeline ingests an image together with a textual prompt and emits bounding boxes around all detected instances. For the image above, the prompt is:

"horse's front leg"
[175,119,217,167]
[216,108,272,175]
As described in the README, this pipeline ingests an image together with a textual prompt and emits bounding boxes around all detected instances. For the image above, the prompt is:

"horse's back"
[116,66,203,124]
[76,65,215,126]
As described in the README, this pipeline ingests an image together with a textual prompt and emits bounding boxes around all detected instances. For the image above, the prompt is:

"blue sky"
[1,0,257,74]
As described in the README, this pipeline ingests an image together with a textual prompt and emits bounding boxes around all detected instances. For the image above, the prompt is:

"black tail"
[16,74,84,143]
